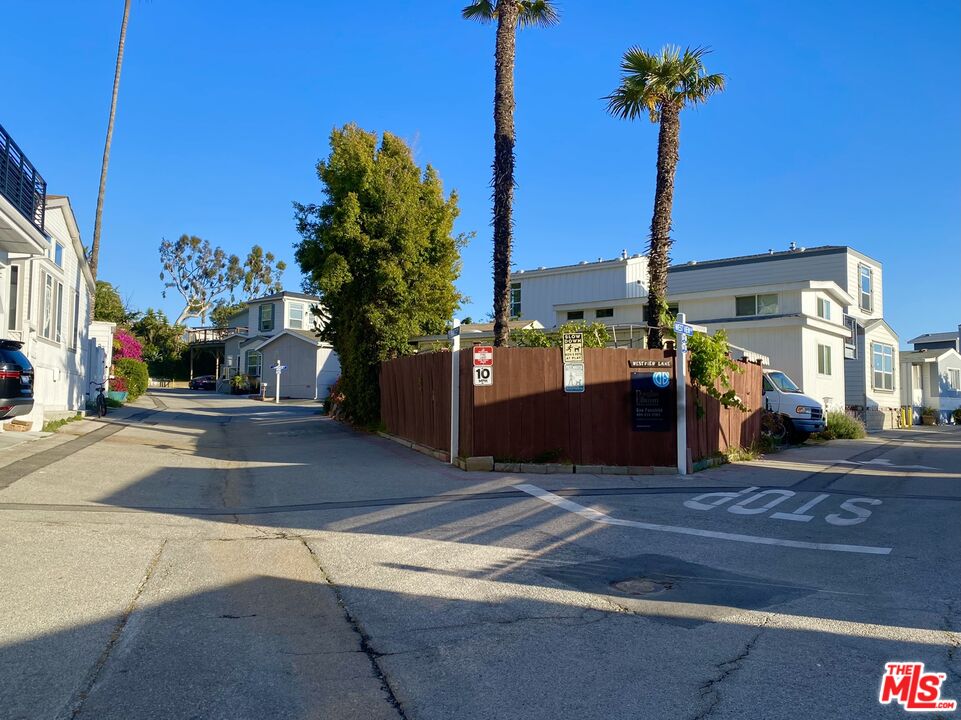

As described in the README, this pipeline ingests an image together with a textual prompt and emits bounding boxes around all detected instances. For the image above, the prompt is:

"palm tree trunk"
[646,101,680,349]
[90,0,132,282]
[491,1,519,347]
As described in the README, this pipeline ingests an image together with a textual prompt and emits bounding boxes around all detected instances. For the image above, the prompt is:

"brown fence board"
[379,352,450,452]
[687,360,763,460]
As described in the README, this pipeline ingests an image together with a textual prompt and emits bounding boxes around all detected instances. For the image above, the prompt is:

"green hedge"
[115,358,149,401]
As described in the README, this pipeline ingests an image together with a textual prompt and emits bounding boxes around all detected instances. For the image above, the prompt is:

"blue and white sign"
[564,362,585,393]
[652,371,671,388]
[673,321,695,336]
[680,333,689,354]
[273,364,288,374]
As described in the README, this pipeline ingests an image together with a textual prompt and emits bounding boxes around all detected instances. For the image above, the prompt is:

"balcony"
[0,123,47,254]
[184,326,249,345]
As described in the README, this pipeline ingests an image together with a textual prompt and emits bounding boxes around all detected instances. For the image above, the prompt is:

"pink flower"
[113,329,143,361]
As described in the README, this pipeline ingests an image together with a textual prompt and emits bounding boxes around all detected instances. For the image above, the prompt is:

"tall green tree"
[462,0,558,347]
[295,124,467,424]
[606,46,724,348]
[90,0,132,281]
[131,308,186,378]
[94,280,139,325]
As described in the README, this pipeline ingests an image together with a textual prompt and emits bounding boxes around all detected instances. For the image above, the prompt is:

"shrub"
[954,408,961,425]
[114,358,149,400]
[818,410,866,440]
[110,376,128,393]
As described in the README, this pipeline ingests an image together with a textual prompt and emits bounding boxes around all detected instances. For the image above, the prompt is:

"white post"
[274,359,281,404]
[449,322,461,464]
[676,313,688,476]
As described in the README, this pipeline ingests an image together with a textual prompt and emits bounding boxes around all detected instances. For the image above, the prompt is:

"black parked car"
[189,375,216,391]
[0,339,34,419]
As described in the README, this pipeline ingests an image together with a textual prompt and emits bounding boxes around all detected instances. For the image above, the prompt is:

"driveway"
[0,389,958,719]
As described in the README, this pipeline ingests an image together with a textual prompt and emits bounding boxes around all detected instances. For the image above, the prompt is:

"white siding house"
[900,349,961,423]
[217,291,340,400]
[510,244,900,422]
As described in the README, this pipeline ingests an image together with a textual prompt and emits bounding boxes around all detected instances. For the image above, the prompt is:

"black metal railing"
[0,123,46,234]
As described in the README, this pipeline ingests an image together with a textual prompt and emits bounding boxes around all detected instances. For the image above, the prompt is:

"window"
[858,265,873,313]
[288,302,305,330]
[566,310,584,321]
[246,351,262,377]
[258,303,274,332]
[817,297,831,320]
[41,273,54,340]
[509,283,521,318]
[735,293,779,317]
[595,308,614,319]
[817,344,832,375]
[54,243,64,267]
[950,368,961,391]
[642,303,678,322]
[55,282,64,343]
[7,266,19,331]
[70,290,80,350]
[843,314,859,359]
[871,342,894,391]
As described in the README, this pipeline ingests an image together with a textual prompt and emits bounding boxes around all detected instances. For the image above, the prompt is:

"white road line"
[514,484,893,556]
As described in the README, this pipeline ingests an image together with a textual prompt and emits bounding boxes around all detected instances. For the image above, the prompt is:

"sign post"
[449,324,461,464]
[272,360,287,404]
[562,332,585,393]
[674,314,694,476]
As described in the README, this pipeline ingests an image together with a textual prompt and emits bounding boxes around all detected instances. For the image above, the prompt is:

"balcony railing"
[0,123,46,234]
[184,326,249,345]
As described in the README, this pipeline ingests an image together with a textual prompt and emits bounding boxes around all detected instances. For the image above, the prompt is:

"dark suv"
[0,339,34,419]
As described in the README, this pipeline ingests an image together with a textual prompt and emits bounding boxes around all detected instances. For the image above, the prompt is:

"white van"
[761,369,826,442]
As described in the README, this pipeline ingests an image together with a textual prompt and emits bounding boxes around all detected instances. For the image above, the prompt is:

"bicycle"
[760,410,787,443]
[91,382,107,417]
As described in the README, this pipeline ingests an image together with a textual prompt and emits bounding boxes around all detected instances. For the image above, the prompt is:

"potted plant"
[230,373,250,395]
[107,376,129,403]
[921,406,938,426]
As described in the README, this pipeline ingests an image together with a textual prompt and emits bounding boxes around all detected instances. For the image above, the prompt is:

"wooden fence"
[380,347,762,468]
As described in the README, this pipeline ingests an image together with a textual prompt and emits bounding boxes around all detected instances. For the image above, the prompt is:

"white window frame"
[817,344,832,376]
[55,281,64,343]
[41,272,54,340]
[735,293,779,317]
[949,368,961,391]
[858,264,874,313]
[7,265,20,332]
[816,297,831,321]
[509,282,521,318]
[871,342,894,391]
[288,302,305,330]
[70,289,80,350]
[246,351,262,377]
[54,242,64,268]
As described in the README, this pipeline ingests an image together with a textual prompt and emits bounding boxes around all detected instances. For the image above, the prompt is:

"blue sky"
[4,0,959,344]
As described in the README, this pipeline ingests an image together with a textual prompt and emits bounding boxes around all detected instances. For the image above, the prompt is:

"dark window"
[859,265,873,312]
[642,303,678,322]
[8,266,18,331]
[566,310,584,321]
[595,308,614,319]
[509,283,521,318]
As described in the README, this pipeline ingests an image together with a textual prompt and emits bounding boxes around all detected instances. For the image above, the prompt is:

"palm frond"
[518,0,560,27]
[462,0,496,22]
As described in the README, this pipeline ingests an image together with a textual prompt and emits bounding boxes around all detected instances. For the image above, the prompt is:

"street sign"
[673,321,695,336]
[562,332,584,363]
[473,365,493,386]
[563,362,585,393]
[274,364,288,373]
[680,333,689,354]
[473,346,494,366]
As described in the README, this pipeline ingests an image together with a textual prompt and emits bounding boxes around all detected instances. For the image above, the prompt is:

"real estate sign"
[631,371,672,431]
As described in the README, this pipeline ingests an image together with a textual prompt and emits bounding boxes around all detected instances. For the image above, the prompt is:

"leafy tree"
[462,0,559,347]
[131,308,186,377]
[295,124,467,424]
[89,0,132,280]
[511,321,611,348]
[94,280,139,325]
[210,300,248,329]
[606,46,724,348]
[159,235,285,324]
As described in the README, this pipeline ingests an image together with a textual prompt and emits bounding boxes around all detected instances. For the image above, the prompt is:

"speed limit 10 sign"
[473,365,493,386]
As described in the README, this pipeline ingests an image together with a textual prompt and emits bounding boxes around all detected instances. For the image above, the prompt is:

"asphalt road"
[0,389,958,719]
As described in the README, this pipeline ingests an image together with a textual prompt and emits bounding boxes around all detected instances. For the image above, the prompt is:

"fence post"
[676,313,688,476]
[448,322,461,464]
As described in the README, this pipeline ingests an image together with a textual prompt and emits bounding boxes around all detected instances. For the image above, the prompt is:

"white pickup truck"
[761,369,826,442]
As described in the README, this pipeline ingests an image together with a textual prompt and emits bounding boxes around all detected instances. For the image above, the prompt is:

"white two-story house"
[510,244,900,424]
[218,291,340,400]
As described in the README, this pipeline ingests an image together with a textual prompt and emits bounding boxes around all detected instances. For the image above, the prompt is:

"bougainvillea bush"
[113,329,143,361]
[109,376,128,393]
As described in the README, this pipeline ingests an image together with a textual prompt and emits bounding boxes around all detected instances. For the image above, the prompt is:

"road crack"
[690,615,771,720]
[57,539,168,720]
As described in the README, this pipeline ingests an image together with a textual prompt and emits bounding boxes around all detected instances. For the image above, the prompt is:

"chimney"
[789,241,797,251]
[621,249,628,260]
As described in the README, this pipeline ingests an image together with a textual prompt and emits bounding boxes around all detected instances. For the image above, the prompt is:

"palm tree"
[90,0,132,281]
[606,46,724,348]
[462,0,558,346]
